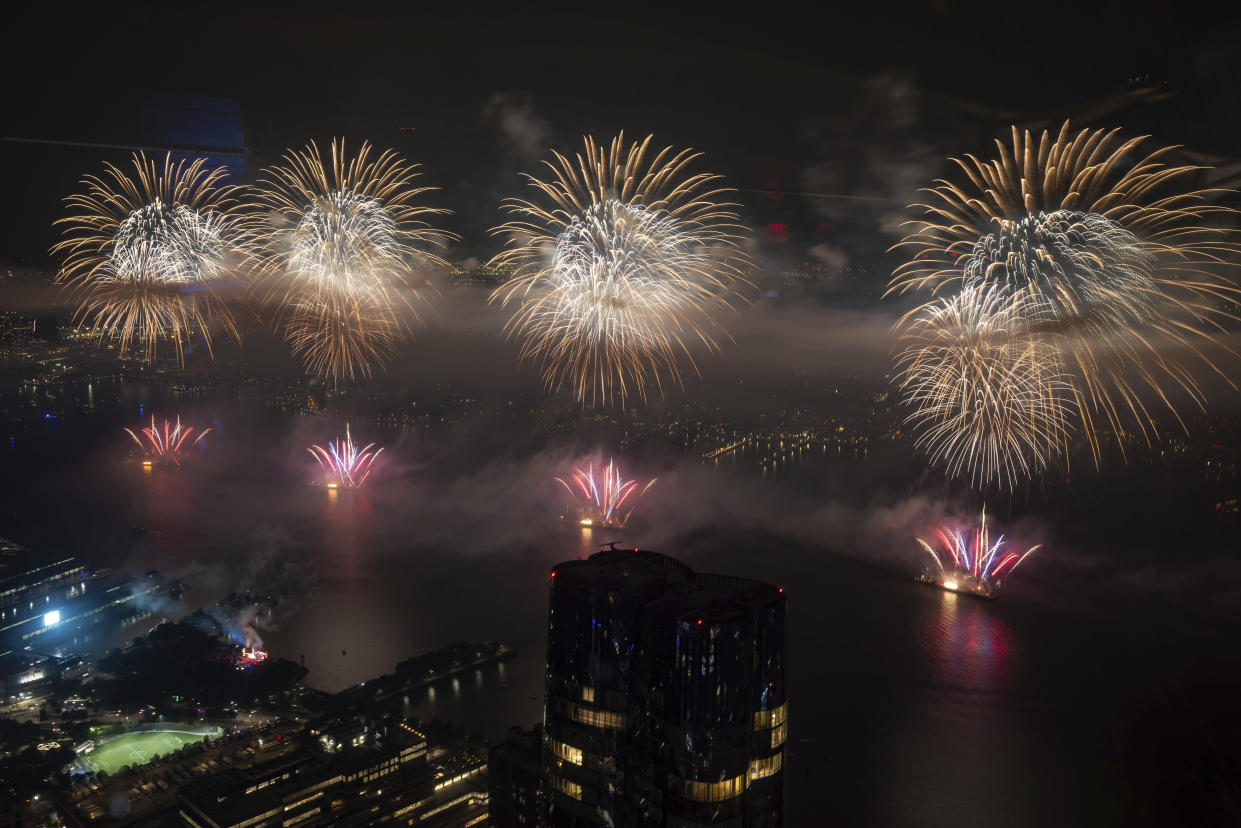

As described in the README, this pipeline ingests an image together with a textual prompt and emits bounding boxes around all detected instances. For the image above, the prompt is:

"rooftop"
[552,548,783,624]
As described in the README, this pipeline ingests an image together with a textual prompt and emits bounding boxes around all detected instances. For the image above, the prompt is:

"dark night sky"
[5,0,1241,265]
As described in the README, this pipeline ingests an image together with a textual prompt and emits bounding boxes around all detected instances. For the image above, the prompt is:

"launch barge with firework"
[125,415,211,467]
[309,424,382,490]
[555,459,656,532]
[913,507,1039,600]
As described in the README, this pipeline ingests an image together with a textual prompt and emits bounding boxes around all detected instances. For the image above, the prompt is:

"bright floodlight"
[44,610,61,627]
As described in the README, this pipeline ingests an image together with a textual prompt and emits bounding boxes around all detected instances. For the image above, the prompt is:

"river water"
[3,378,1239,826]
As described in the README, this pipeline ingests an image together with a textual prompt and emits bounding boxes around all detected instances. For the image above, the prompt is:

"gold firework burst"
[251,139,453,381]
[896,285,1075,490]
[891,122,1241,462]
[53,153,248,363]
[489,133,752,406]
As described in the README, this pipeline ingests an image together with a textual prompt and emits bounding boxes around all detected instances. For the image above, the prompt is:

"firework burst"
[916,507,1041,595]
[124,415,212,465]
[252,139,453,381]
[54,153,248,362]
[555,459,656,528]
[896,285,1075,490]
[308,424,383,489]
[890,122,1241,459]
[490,133,751,405]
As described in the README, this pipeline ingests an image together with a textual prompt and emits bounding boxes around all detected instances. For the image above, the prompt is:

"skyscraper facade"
[543,549,786,826]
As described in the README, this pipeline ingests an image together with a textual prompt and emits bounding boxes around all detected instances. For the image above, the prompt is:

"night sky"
[7,1,1241,265]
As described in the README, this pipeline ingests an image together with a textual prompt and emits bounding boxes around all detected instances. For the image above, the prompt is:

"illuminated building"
[180,715,442,827]
[0,651,69,696]
[543,549,787,826]
[1,538,161,655]
[0,539,86,647]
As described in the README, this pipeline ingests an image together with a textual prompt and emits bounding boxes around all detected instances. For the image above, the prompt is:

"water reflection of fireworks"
[928,588,1013,692]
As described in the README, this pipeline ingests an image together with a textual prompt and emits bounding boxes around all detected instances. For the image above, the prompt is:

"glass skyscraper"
[543,548,786,826]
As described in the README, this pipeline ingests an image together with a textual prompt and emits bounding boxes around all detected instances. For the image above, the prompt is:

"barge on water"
[914,572,996,600]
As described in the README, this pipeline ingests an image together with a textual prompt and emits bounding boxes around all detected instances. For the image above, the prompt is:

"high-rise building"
[488,725,543,827]
[542,548,786,827]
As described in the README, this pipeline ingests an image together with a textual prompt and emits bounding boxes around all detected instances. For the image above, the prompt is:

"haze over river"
[3,379,1239,826]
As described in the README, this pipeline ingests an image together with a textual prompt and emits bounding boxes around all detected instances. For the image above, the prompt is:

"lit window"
[580,706,624,729]
[548,773,582,801]
[545,736,583,766]
[672,772,747,803]
[749,751,783,780]
[557,697,626,730]
[753,701,787,731]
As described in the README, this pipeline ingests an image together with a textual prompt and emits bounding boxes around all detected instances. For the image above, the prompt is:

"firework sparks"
[308,424,383,489]
[915,507,1041,596]
[891,122,1241,461]
[896,284,1075,490]
[252,139,453,381]
[54,153,248,363]
[555,459,656,529]
[124,415,212,466]
[490,133,752,405]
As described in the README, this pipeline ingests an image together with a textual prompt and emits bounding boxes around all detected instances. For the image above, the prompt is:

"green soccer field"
[79,730,209,774]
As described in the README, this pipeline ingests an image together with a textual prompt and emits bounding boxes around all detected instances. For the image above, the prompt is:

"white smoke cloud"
[482,92,553,163]
[807,243,850,271]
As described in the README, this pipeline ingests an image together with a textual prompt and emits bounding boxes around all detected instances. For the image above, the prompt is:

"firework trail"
[308,424,383,488]
[555,459,657,528]
[916,507,1041,587]
[54,153,248,363]
[251,139,453,381]
[124,415,212,465]
[896,285,1075,490]
[890,122,1241,462]
[490,133,752,406]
